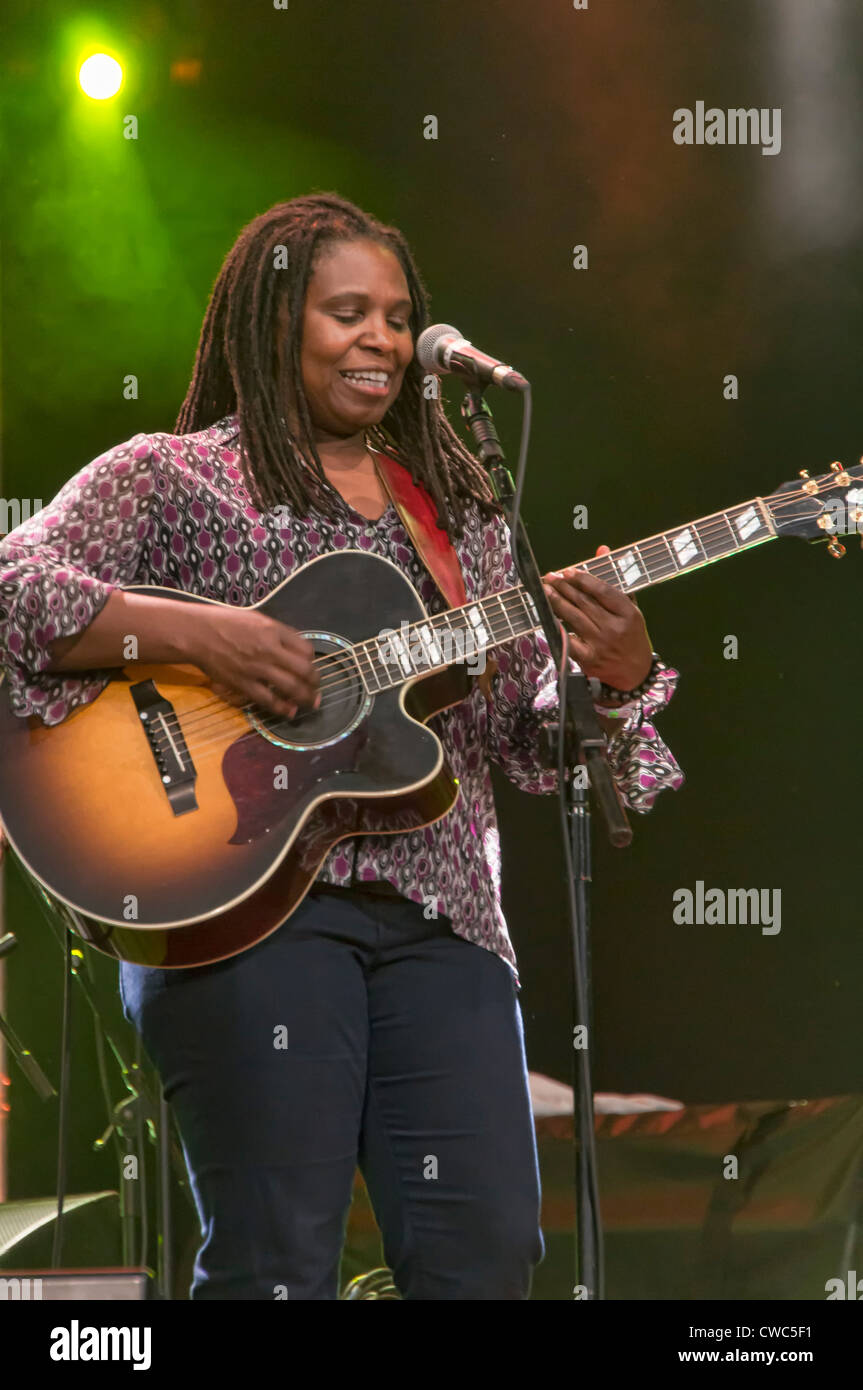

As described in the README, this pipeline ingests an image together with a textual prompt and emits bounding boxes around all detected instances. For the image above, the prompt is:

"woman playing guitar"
[0,193,682,1299]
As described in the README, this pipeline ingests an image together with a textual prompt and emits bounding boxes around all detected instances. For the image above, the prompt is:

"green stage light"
[78,54,123,100]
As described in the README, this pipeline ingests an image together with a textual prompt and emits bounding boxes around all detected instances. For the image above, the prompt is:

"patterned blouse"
[0,413,684,977]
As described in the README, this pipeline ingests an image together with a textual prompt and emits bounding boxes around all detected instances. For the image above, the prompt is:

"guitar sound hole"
[248,633,372,750]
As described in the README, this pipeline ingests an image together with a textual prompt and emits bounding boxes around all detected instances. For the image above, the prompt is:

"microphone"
[416,323,529,393]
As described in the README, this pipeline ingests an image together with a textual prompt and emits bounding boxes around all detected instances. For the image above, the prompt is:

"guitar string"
[172,589,530,737]
[170,483,827,731]
[148,492,781,759]
[169,496,797,738]
[147,493,823,755]
[143,488,836,757]
[149,599,529,758]
[172,501,783,733]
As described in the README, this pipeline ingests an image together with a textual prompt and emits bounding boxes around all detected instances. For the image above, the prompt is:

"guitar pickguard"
[223,725,369,844]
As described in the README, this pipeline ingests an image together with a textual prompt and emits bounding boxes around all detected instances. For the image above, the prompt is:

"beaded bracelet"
[596,653,663,709]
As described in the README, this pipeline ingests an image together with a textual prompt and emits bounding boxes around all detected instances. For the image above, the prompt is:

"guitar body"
[0,552,469,967]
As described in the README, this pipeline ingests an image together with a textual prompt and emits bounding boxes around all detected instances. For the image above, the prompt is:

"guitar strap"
[370,445,497,697]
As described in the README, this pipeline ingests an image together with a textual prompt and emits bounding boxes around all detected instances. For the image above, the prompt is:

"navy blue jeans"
[119,887,544,1300]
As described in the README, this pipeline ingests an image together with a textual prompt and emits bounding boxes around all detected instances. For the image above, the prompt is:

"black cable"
[556,656,605,1299]
[22,877,126,1169]
[92,1015,123,1168]
[158,1091,174,1299]
[13,866,193,1289]
[75,941,126,1172]
[51,928,74,1268]
[136,1032,149,1269]
[507,385,532,581]
[507,385,605,1298]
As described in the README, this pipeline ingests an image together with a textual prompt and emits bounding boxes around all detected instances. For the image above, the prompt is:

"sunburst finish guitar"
[1,461,860,967]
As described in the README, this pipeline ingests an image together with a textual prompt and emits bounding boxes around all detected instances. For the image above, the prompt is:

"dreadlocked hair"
[175,192,500,539]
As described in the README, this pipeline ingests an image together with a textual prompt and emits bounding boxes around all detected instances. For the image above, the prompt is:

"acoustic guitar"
[1,460,860,967]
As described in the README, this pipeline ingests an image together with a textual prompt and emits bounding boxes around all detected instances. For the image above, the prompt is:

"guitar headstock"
[766,459,863,555]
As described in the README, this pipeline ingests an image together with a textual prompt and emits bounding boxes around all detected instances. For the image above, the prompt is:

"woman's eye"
[332,312,410,329]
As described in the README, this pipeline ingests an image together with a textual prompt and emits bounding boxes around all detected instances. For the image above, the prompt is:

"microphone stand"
[0,934,56,1101]
[460,388,632,1301]
[12,870,191,1295]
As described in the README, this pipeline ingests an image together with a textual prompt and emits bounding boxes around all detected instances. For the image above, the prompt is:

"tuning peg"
[799,469,810,478]
[830,461,843,472]
[827,538,846,558]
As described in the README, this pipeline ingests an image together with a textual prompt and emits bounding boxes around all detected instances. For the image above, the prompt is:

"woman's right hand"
[187,606,319,719]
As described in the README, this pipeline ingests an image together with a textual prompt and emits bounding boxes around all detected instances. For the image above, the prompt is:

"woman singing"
[0,193,682,1299]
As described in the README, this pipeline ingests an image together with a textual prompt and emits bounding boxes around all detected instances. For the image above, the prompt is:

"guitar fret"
[719,511,741,552]
[581,557,614,586]
[660,533,678,576]
[496,592,517,639]
[362,636,391,692]
[638,537,677,585]
[668,523,707,570]
[489,591,526,637]
[516,587,539,632]
[339,487,794,695]
[727,501,772,548]
[697,511,737,559]
[416,621,444,668]
[607,547,649,590]
[353,643,380,695]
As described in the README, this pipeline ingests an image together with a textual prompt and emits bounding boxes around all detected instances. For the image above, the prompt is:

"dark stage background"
[2,0,862,1213]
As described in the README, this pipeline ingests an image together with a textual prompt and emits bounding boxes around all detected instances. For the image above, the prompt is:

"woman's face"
[291,237,415,443]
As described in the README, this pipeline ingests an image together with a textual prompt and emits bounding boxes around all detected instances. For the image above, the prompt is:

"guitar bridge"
[130,680,198,816]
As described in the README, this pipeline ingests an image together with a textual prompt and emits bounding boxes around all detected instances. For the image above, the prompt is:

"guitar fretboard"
[576,495,775,594]
[353,587,540,694]
[348,494,778,694]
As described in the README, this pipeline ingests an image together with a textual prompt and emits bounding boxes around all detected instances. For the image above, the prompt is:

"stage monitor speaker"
[0,1268,151,1300]
[0,1192,121,1271]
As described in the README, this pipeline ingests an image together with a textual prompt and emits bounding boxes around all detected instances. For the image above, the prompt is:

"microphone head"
[416,323,461,373]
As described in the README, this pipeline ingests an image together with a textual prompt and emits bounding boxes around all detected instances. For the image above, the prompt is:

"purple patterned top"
[0,413,684,976]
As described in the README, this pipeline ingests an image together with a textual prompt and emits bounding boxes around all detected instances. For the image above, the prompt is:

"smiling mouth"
[339,369,392,396]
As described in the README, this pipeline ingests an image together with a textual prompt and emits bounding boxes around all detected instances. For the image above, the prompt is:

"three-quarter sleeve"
[0,431,156,724]
[479,517,684,808]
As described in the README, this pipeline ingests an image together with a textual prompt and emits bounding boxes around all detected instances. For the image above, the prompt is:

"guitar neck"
[352,494,778,694]
[573,493,776,596]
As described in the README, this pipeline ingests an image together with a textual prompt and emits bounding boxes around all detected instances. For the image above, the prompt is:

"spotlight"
[78,54,123,101]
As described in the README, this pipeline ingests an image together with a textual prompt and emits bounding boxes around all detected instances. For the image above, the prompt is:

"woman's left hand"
[542,545,653,691]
